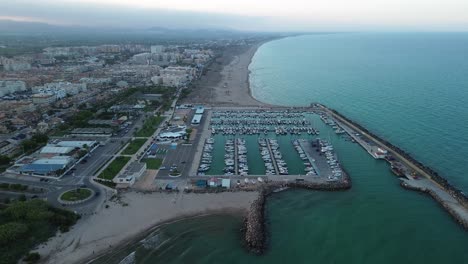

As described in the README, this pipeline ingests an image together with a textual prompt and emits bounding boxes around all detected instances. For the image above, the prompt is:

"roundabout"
[58,188,94,204]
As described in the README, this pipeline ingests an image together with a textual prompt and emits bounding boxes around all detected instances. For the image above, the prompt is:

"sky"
[1,0,468,31]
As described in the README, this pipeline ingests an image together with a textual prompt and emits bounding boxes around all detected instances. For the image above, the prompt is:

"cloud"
[2,0,468,31]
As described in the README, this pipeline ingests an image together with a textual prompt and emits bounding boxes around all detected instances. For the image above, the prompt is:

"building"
[158,130,186,140]
[71,128,113,137]
[191,114,202,125]
[32,93,56,105]
[37,121,49,133]
[56,140,97,148]
[39,146,75,155]
[113,162,146,188]
[0,140,16,156]
[32,82,87,96]
[150,45,165,53]
[0,80,27,96]
[18,156,72,176]
[1,58,31,71]
[370,146,388,159]
[195,106,205,115]
[153,66,197,87]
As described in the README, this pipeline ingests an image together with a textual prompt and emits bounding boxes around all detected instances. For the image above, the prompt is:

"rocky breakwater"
[242,174,352,255]
[241,187,272,255]
[320,104,468,207]
[400,181,468,230]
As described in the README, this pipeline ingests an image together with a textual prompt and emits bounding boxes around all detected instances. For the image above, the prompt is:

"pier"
[298,139,320,175]
[265,139,280,175]
[316,104,468,229]
[234,138,239,175]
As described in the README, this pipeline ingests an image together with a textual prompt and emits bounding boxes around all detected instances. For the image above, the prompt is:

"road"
[0,112,147,214]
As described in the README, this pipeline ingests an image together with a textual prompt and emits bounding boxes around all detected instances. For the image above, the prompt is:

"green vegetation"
[101,88,139,109]
[69,110,94,128]
[169,169,181,176]
[179,88,192,100]
[0,199,79,264]
[143,158,163,170]
[0,155,11,173]
[0,156,11,166]
[185,128,193,142]
[20,134,49,154]
[97,156,130,180]
[135,116,165,137]
[121,139,146,155]
[60,188,92,202]
[93,179,117,189]
[138,86,175,112]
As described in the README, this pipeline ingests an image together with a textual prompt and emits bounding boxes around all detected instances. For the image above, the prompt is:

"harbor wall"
[241,176,352,255]
[400,181,468,230]
[324,106,468,207]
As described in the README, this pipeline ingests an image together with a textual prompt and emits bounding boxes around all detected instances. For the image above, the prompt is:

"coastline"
[37,34,468,263]
[37,191,258,264]
[37,40,274,264]
[89,209,248,264]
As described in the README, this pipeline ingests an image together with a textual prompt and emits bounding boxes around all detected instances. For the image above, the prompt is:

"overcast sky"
[2,0,468,31]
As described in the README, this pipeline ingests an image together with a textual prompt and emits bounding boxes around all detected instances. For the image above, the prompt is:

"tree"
[0,155,10,165]
[0,222,28,246]
[18,194,27,202]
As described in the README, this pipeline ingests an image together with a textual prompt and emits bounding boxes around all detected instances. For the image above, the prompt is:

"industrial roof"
[20,162,67,174]
[191,114,202,124]
[40,146,74,154]
[159,131,186,138]
[56,141,96,148]
[195,106,205,114]
[33,156,72,165]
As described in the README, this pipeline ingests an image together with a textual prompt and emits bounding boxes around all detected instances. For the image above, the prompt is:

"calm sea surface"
[98,33,468,263]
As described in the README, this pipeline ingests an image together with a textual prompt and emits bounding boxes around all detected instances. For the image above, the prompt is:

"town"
[1,31,468,264]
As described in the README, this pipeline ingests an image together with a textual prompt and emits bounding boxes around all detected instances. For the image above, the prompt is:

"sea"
[96,33,468,263]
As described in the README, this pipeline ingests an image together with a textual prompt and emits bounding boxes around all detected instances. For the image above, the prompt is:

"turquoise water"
[99,33,468,263]
[250,33,468,191]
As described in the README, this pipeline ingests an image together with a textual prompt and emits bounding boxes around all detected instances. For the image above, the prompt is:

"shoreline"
[38,34,468,263]
[88,208,248,264]
[240,38,468,232]
[37,191,258,264]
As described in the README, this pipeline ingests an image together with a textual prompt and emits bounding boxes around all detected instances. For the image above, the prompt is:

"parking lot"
[155,108,208,179]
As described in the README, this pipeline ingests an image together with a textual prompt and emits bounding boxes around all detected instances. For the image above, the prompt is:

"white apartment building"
[150,45,165,53]
[0,80,27,96]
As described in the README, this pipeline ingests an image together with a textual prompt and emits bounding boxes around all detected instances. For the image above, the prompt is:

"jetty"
[265,138,280,175]
[315,103,468,229]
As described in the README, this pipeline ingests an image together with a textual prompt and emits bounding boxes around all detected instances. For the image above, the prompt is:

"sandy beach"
[37,191,258,264]
[183,41,272,107]
[38,40,272,264]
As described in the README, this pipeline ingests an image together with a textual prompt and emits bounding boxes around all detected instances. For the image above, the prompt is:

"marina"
[194,108,349,181]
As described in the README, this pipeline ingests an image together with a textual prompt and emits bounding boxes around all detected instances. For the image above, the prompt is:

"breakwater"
[400,181,468,230]
[242,175,352,255]
[321,104,468,207]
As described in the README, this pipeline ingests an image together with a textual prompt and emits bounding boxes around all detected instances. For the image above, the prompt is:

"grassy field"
[60,188,92,201]
[97,156,131,180]
[121,139,147,155]
[143,158,163,169]
[135,116,165,137]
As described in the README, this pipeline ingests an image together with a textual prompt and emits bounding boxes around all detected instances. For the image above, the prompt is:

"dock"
[316,104,468,228]
[265,139,280,175]
[234,138,239,175]
[298,139,320,175]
